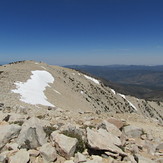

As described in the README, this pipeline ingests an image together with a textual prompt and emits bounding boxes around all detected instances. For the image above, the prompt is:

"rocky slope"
[0,60,163,162]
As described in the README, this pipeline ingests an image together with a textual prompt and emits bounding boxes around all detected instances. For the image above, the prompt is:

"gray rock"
[0,112,7,121]
[84,155,103,163]
[86,128,125,155]
[0,151,7,163]
[17,117,47,149]
[74,152,86,163]
[0,124,21,149]
[8,149,29,163]
[135,154,154,163]
[107,118,124,129]
[98,120,122,137]
[6,142,19,150]
[28,149,40,157]
[8,113,27,123]
[123,125,143,138]
[51,132,78,159]
[156,143,163,152]
[39,143,57,162]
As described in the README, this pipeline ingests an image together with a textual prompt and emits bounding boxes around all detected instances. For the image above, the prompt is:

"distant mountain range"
[0,61,163,162]
[65,65,163,101]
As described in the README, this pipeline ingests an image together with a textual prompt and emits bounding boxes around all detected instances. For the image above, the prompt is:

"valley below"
[0,61,163,163]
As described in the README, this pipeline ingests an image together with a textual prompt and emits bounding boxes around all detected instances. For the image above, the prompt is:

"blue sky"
[0,0,163,65]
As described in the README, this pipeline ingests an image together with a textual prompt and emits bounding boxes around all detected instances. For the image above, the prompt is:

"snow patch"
[12,70,55,107]
[118,93,126,99]
[78,73,81,76]
[110,89,116,95]
[128,101,137,111]
[118,93,137,111]
[84,75,100,85]
[72,73,75,75]
[81,91,84,94]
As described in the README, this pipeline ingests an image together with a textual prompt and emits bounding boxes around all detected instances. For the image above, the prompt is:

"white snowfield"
[84,75,100,85]
[12,70,55,107]
[118,93,137,111]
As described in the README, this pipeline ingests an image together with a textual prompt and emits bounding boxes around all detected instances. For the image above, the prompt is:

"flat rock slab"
[17,117,47,149]
[98,120,122,137]
[123,125,143,138]
[86,128,125,155]
[40,143,57,162]
[0,124,21,149]
[51,132,78,159]
[8,149,29,163]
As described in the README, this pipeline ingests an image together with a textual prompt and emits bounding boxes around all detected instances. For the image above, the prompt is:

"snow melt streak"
[12,70,54,107]
[84,75,100,85]
[110,89,116,95]
[118,93,137,111]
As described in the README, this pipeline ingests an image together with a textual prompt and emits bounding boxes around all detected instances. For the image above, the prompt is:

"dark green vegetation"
[43,126,57,138]
[61,130,85,153]
[66,65,163,101]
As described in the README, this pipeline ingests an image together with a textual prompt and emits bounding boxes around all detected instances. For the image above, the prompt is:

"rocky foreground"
[0,61,163,162]
[0,103,163,163]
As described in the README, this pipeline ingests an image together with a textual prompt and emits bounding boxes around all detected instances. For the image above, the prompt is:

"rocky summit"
[0,60,163,163]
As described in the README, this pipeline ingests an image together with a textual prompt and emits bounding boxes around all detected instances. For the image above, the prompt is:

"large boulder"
[8,149,29,163]
[8,113,27,123]
[17,117,47,149]
[98,120,122,137]
[86,128,124,155]
[123,125,143,138]
[51,132,78,159]
[107,118,124,129]
[0,124,21,149]
[39,143,57,162]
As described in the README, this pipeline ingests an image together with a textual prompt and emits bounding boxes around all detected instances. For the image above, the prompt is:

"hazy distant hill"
[65,65,163,101]
[0,61,163,162]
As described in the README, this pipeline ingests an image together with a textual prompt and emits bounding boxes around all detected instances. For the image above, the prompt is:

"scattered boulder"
[123,125,143,138]
[0,124,21,149]
[156,143,163,153]
[51,132,78,159]
[135,154,154,163]
[86,128,124,155]
[8,149,29,163]
[74,152,86,163]
[6,142,19,150]
[107,118,124,129]
[17,117,47,149]
[28,149,40,157]
[0,151,7,163]
[39,143,57,162]
[97,120,122,137]
[8,113,27,123]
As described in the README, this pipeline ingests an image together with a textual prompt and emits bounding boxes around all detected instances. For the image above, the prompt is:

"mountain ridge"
[0,60,163,162]
[65,65,163,101]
